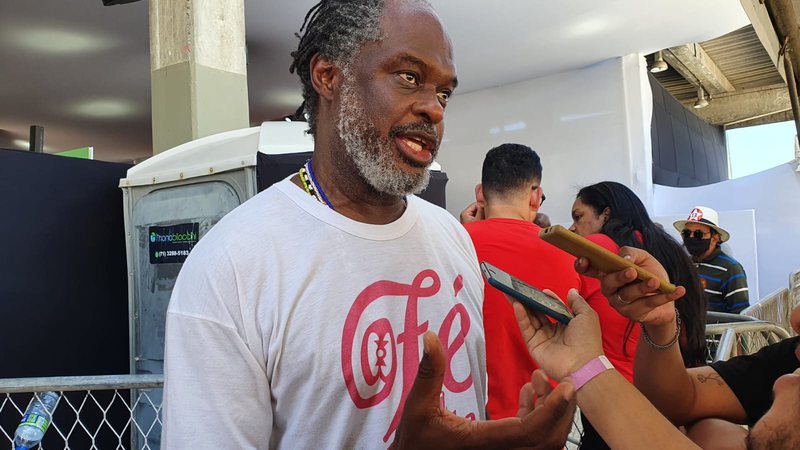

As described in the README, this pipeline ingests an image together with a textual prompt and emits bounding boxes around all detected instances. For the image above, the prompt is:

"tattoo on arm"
[696,373,725,386]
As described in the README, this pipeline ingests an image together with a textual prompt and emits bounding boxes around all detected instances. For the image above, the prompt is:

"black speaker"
[102,0,143,5]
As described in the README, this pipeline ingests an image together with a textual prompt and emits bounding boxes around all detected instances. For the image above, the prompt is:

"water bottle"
[13,391,60,450]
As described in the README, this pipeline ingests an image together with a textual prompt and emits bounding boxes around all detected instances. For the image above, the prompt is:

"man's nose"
[411,90,445,124]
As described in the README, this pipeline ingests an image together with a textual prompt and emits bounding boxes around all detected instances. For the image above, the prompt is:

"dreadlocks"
[289,0,386,135]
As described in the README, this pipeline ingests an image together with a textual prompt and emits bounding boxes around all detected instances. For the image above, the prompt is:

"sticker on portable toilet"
[148,223,200,264]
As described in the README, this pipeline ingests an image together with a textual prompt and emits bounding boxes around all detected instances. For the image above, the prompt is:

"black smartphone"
[480,261,574,324]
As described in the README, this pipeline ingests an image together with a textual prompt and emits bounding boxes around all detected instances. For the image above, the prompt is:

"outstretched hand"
[511,290,603,381]
[391,332,576,450]
[574,246,685,327]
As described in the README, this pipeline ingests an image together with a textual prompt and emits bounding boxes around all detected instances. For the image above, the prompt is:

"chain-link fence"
[0,375,162,450]
[0,374,580,449]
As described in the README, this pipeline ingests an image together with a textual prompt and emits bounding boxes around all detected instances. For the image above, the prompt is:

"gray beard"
[336,78,433,197]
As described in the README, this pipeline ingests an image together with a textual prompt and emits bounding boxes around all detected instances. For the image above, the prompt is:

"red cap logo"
[688,208,703,222]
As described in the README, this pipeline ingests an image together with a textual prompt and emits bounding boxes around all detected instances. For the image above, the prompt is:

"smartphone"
[538,224,677,294]
[479,261,574,324]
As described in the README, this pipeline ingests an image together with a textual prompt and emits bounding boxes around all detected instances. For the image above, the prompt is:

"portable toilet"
[119,121,449,448]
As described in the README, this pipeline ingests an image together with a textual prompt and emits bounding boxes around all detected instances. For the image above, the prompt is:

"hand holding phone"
[538,225,677,294]
[480,262,574,324]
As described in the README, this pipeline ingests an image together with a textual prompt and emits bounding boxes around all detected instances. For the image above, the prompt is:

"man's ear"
[310,54,339,102]
[475,184,486,207]
[711,233,721,247]
[529,188,541,211]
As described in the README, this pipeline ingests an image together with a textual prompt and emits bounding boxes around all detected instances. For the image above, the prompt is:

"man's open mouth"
[394,131,437,167]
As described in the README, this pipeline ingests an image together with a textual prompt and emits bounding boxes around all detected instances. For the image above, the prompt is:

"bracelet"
[569,355,615,391]
[640,308,681,350]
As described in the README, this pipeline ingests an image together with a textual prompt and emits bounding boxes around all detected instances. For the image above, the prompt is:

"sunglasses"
[681,229,710,239]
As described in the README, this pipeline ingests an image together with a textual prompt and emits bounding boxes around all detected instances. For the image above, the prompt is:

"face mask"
[683,237,711,257]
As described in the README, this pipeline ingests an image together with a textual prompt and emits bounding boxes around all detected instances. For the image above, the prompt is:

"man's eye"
[399,72,418,84]
[437,90,451,103]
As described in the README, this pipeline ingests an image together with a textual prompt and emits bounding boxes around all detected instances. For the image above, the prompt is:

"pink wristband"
[569,355,614,390]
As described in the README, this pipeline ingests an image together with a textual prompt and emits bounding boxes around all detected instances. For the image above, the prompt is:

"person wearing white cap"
[674,206,750,314]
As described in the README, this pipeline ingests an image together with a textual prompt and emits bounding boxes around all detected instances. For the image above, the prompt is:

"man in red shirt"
[463,143,581,418]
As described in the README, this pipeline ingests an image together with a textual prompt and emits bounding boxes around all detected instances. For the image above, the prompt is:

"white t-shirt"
[161,177,487,449]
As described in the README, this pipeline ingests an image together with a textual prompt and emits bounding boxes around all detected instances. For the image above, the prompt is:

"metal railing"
[704,312,755,363]
[566,412,582,449]
[0,375,162,450]
[741,288,794,336]
[705,270,800,362]
[790,270,800,331]
[705,321,791,362]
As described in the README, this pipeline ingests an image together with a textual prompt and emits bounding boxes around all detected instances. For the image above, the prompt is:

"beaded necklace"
[298,165,321,203]
[298,159,334,210]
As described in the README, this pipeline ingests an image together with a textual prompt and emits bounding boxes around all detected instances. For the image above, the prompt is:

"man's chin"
[397,151,435,171]
[366,167,430,197]
[397,157,432,186]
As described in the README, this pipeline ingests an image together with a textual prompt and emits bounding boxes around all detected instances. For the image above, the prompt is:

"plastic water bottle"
[13,391,60,450]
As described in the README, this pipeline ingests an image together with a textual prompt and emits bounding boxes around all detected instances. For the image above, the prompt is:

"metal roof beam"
[680,85,790,126]
[725,110,794,129]
[739,0,786,81]
[663,43,736,95]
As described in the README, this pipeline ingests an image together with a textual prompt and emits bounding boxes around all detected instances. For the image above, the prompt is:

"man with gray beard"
[337,74,435,197]
[161,0,576,449]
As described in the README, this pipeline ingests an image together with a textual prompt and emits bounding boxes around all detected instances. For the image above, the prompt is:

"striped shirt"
[694,247,750,313]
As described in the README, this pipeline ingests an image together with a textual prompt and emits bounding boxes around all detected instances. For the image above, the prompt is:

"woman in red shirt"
[569,181,706,450]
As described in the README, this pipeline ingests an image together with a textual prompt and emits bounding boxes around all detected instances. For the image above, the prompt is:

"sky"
[726,120,797,178]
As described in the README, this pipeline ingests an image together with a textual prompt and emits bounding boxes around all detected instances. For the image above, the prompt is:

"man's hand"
[391,332,576,450]
[574,246,685,327]
[459,202,484,224]
[512,290,604,381]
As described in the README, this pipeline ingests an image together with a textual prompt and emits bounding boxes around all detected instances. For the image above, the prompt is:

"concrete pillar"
[148,0,249,154]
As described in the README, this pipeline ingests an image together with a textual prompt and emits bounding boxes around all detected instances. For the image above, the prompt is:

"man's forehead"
[382,0,437,21]
[686,223,711,231]
[353,2,454,81]
[377,1,453,56]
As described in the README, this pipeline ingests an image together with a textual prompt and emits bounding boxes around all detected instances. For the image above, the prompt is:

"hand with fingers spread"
[511,289,604,381]
[574,246,686,327]
[459,202,485,225]
[512,369,576,449]
[391,332,577,450]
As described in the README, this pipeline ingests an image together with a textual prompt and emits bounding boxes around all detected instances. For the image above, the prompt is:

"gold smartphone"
[539,225,677,294]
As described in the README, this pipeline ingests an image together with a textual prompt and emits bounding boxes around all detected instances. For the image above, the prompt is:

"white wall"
[439,54,653,224]
[654,162,800,301]
[435,47,800,302]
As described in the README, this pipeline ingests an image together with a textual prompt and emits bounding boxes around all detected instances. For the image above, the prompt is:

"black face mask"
[683,237,711,257]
